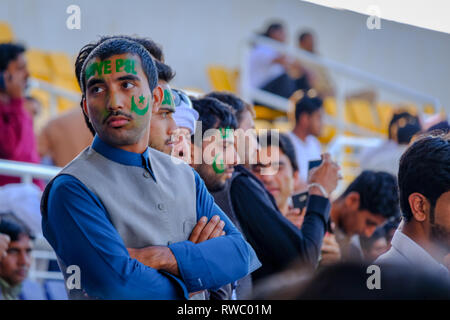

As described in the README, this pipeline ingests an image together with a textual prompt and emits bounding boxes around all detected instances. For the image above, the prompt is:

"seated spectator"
[329,170,400,261]
[359,227,388,262]
[0,218,34,300]
[0,43,42,189]
[376,132,450,280]
[288,95,323,187]
[248,22,310,100]
[38,107,93,167]
[360,111,422,175]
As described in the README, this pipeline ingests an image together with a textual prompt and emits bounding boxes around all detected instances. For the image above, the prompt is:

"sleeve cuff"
[168,241,212,292]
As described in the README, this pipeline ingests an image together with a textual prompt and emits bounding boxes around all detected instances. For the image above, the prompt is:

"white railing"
[0,159,60,184]
[27,78,81,118]
[240,34,442,137]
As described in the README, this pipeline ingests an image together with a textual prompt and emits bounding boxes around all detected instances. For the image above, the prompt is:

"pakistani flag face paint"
[84,53,154,149]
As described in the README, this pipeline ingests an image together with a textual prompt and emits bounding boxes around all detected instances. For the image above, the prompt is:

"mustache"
[103,110,133,124]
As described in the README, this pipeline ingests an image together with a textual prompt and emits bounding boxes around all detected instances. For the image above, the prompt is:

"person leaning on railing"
[0,43,43,189]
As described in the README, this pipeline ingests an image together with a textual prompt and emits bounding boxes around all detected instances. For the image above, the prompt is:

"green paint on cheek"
[131,95,149,115]
[212,153,226,174]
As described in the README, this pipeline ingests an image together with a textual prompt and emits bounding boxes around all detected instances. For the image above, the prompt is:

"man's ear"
[293,170,300,182]
[408,193,429,222]
[344,191,360,211]
[82,97,89,119]
[152,86,163,114]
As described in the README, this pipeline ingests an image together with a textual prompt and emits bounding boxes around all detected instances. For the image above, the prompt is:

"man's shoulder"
[374,245,408,267]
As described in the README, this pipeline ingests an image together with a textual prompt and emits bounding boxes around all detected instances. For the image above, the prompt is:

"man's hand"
[285,207,306,229]
[308,153,340,197]
[0,233,10,261]
[128,246,180,276]
[188,215,225,244]
[319,233,341,266]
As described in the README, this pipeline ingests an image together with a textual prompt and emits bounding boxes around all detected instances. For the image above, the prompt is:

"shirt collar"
[391,230,449,277]
[0,277,22,300]
[92,135,149,168]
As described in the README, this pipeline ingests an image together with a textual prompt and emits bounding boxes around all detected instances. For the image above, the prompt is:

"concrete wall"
[1,0,449,110]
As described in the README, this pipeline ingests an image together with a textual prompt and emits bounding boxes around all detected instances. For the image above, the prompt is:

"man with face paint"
[205,91,339,285]
[376,132,450,279]
[40,38,259,300]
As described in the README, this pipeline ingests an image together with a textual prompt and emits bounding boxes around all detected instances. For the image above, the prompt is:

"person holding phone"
[0,43,42,189]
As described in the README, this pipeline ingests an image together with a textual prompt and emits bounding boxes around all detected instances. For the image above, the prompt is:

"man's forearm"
[128,246,180,276]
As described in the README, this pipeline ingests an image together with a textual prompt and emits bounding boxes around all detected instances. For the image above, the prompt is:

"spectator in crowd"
[330,170,400,261]
[0,218,34,300]
[360,111,421,175]
[297,31,334,98]
[376,132,450,280]
[0,43,42,189]
[41,37,259,299]
[171,89,199,162]
[38,108,93,167]
[248,22,310,100]
[148,60,177,155]
[288,95,323,184]
[252,131,341,266]
[202,91,339,283]
[190,97,257,299]
[359,227,388,262]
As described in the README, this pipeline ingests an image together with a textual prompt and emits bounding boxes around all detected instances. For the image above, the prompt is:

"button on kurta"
[143,171,150,178]
[157,203,165,211]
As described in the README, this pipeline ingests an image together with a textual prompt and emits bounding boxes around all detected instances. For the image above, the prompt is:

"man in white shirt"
[288,95,323,184]
[376,132,450,280]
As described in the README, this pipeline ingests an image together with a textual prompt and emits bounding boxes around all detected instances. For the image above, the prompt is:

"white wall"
[1,0,449,111]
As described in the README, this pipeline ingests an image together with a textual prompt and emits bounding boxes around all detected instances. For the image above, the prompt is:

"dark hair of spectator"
[0,43,26,72]
[340,170,400,219]
[191,97,237,145]
[262,22,284,38]
[205,91,255,124]
[0,218,34,242]
[258,132,299,172]
[298,31,313,43]
[398,132,450,222]
[388,112,421,144]
[294,96,323,123]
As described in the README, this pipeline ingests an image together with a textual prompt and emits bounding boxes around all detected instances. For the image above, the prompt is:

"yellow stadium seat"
[254,105,286,121]
[47,52,76,80]
[323,97,337,116]
[376,103,395,135]
[345,99,378,132]
[254,120,273,131]
[0,22,14,43]
[26,49,51,82]
[207,65,238,92]
[272,120,292,133]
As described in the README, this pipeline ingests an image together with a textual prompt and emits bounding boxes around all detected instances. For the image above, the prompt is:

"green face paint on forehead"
[212,153,226,174]
[131,95,150,116]
[161,89,175,111]
[85,58,138,79]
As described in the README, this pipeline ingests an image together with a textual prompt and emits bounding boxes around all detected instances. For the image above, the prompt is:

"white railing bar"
[0,160,61,180]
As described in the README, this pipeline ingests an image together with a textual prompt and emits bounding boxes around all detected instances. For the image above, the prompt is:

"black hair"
[262,22,284,38]
[258,131,299,172]
[75,35,165,136]
[0,217,33,242]
[388,112,421,144]
[155,60,175,83]
[340,170,399,219]
[398,132,450,222]
[294,95,323,123]
[0,43,26,72]
[191,97,237,145]
[205,91,254,124]
[298,31,313,43]
[427,121,449,133]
